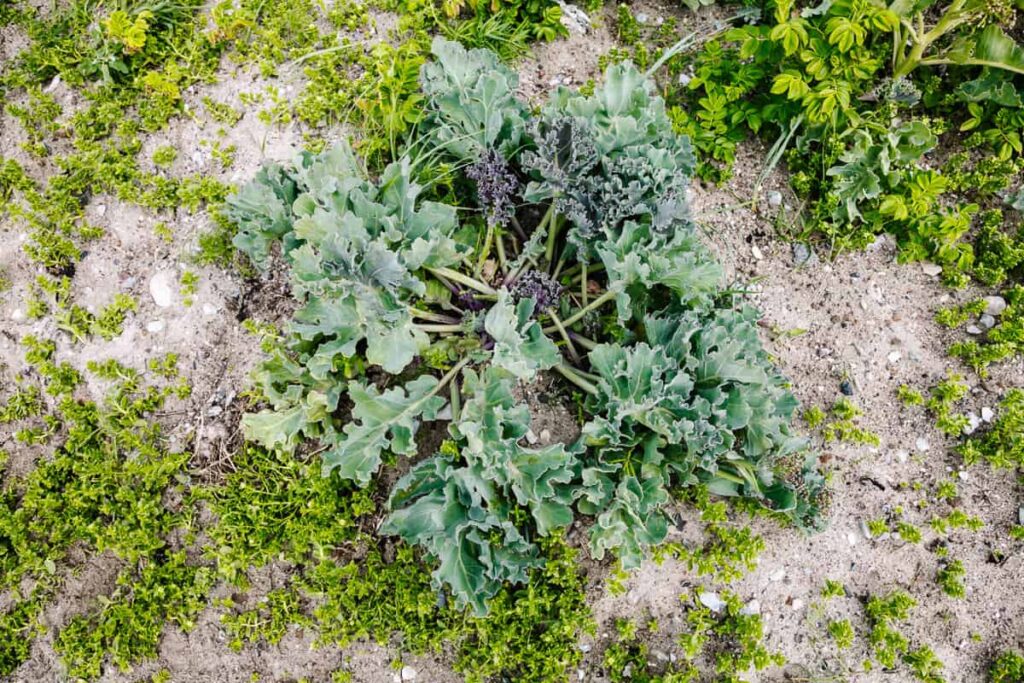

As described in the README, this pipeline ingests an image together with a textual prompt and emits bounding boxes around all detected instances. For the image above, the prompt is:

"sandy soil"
[1,1,1022,682]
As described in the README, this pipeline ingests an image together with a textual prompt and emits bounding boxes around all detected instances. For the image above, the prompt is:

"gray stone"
[149,271,176,307]
[983,296,1007,316]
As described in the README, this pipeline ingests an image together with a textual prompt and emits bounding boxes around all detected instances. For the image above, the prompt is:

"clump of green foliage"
[645,0,1024,286]
[990,650,1024,683]
[808,398,880,446]
[55,553,213,679]
[0,341,195,676]
[601,590,784,682]
[228,38,826,615]
[959,389,1024,469]
[949,286,1024,375]
[865,590,947,682]
[936,558,966,598]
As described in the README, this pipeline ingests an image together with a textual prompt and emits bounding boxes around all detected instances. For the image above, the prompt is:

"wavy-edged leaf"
[484,290,561,380]
[322,375,446,485]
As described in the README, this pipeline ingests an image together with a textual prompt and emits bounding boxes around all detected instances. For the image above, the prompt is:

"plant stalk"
[554,363,598,395]
[543,289,616,334]
[428,267,496,295]
[545,307,580,364]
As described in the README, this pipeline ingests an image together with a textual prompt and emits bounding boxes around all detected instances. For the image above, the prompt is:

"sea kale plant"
[228,38,826,615]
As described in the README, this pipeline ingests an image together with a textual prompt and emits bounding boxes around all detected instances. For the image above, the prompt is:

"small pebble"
[963,412,981,435]
[635,12,648,23]
[767,190,783,207]
[840,380,854,396]
[677,72,692,86]
[740,599,761,616]
[11,308,25,322]
[752,245,764,260]
[921,262,943,276]
[983,296,1007,316]
[149,271,176,307]
[206,405,223,418]
[525,429,539,445]
[539,428,552,443]
[981,407,994,422]
[966,325,983,335]
[791,599,805,611]
[202,303,219,316]
[847,532,858,546]
[979,314,996,329]
[887,351,901,364]
[793,242,814,266]
[957,470,968,481]
[401,666,417,681]
[699,591,726,612]
[860,520,873,539]
[915,437,930,452]
[146,320,165,333]
[895,450,909,464]
[769,568,786,582]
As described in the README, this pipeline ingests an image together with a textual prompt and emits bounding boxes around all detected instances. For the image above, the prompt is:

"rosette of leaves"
[229,38,825,615]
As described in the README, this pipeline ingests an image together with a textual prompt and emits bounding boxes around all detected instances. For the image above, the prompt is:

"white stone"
[769,568,786,582]
[202,303,219,316]
[895,450,909,464]
[983,296,1007,316]
[887,351,901,364]
[847,532,858,546]
[963,412,981,435]
[966,325,983,335]
[525,429,539,445]
[752,245,764,260]
[678,73,692,86]
[921,262,943,276]
[979,314,997,330]
[146,320,165,333]
[958,470,968,481]
[915,437,930,452]
[149,271,176,307]
[699,591,726,612]
[556,1,591,34]
[740,599,761,616]
[11,308,25,322]
[981,407,995,423]
[791,599,805,610]
[401,666,417,681]
[767,190,783,207]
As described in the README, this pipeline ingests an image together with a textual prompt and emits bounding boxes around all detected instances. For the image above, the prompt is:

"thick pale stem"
[580,262,588,307]
[410,307,458,324]
[475,223,494,278]
[569,332,598,351]
[544,214,562,267]
[546,307,580,364]
[449,377,462,422]
[495,231,508,274]
[554,363,598,395]
[417,323,463,333]
[543,289,616,334]
[428,267,496,295]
